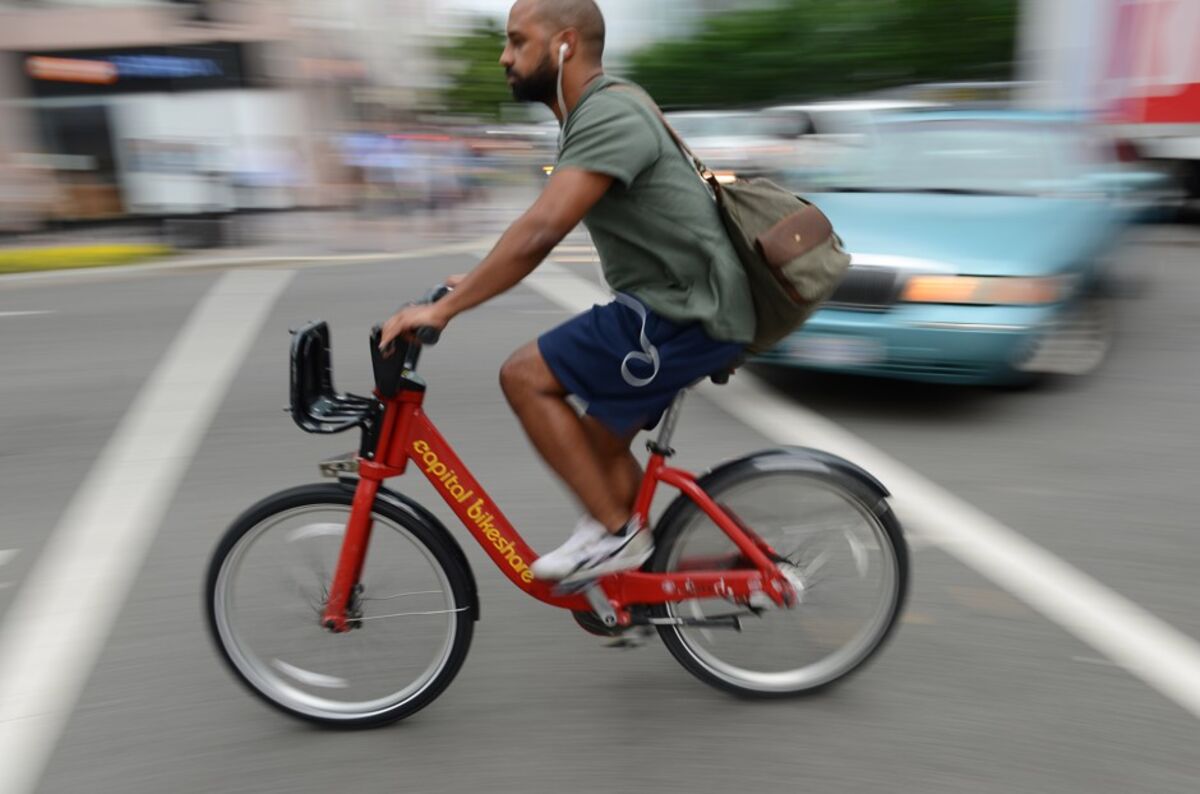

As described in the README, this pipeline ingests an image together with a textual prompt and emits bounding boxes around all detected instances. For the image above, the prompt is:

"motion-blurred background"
[0,0,1193,234]
[2,0,1198,384]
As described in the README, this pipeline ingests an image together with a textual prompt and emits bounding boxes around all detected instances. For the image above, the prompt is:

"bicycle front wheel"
[205,484,474,728]
[651,454,907,697]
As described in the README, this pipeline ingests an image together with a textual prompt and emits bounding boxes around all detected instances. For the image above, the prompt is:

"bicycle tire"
[205,483,475,728]
[649,450,908,698]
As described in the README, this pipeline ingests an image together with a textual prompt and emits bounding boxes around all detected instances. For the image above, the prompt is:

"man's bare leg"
[581,415,643,517]
[500,342,635,533]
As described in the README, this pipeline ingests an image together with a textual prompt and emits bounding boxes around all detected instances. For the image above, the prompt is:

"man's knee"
[499,343,560,406]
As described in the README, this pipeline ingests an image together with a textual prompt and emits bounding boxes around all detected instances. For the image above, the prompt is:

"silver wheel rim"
[664,473,900,693]
[213,504,458,721]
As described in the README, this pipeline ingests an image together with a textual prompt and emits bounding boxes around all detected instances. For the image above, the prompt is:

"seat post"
[648,390,687,457]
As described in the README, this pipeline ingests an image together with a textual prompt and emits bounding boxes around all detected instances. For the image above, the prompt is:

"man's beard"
[507,53,558,104]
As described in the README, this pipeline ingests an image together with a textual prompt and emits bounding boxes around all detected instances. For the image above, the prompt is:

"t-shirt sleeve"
[556,95,661,188]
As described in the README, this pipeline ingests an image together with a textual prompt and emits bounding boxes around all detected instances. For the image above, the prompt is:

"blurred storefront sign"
[23,43,247,97]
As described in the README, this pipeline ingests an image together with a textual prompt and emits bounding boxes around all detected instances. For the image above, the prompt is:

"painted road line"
[0,549,15,589]
[0,311,52,318]
[523,261,1200,722]
[0,269,294,794]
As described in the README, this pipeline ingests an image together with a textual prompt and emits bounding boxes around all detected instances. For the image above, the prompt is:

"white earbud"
[556,42,570,150]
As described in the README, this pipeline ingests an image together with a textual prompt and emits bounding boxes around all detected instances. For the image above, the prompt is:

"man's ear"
[557,29,580,60]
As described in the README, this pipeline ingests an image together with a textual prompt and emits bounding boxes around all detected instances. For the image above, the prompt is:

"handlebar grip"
[415,326,441,346]
[412,283,452,345]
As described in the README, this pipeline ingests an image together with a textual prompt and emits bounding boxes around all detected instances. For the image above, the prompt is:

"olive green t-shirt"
[555,75,755,344]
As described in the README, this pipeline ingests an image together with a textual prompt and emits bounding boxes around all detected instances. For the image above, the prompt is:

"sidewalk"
[0,183,585,286]
[0,183,543,274]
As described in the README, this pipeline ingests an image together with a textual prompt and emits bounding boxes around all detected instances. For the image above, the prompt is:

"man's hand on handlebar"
[378,302,449,355]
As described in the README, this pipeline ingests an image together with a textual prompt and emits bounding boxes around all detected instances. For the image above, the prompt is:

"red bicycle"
[205,287,908,728]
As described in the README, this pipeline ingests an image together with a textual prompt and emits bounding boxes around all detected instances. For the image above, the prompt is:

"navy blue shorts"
[538,293,744,436]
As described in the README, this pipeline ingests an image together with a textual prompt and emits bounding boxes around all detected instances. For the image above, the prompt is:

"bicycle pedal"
[603,627,654,650]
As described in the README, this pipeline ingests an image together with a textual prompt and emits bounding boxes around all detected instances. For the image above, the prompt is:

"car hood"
[805,192,1131,276]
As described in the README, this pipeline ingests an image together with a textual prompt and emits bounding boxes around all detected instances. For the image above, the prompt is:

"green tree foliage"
[438,20,512,120]
[627,0,1019,108]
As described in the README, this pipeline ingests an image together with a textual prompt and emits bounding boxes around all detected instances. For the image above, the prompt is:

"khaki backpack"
[609,85,851,353]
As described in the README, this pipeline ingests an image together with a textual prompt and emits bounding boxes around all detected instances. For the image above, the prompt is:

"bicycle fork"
[321,477,379,633]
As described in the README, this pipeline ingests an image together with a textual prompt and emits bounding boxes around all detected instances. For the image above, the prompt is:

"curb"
[0,238,496,288]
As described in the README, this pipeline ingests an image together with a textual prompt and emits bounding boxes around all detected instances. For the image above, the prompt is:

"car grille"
[825,266,901,311]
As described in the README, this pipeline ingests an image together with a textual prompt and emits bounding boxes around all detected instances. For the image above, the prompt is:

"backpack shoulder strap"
[604,84,716,186]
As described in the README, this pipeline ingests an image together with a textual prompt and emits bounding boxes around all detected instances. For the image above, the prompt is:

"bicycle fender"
[346,481,482,621]
[751,447,890,500]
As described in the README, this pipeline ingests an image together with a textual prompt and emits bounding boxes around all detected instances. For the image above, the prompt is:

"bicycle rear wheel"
[205,484,474,728]
[650,453,907,697]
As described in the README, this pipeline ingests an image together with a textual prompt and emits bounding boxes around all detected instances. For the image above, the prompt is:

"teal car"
[758,111,1138,385]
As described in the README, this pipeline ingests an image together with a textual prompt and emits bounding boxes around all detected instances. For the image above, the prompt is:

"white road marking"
[0,269,294,794]
[0,549,16,589]
[0,311,52,318]
[523,261,1200,722]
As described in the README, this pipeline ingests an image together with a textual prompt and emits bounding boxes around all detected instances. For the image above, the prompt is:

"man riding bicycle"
[379,0,755,584]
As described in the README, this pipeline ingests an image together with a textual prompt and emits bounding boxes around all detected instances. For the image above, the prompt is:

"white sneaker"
[532,516,609,581]
[558,524,654,585]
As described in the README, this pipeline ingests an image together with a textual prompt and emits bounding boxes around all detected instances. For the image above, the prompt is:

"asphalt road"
[0,222,1198,793]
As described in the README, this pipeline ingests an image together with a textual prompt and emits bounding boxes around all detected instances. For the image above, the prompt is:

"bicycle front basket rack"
[289,320,377,435]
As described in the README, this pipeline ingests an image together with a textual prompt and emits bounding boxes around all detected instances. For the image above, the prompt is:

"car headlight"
[900,275,1073,306]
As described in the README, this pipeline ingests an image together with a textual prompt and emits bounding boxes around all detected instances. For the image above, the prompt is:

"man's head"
[501,0,605,106]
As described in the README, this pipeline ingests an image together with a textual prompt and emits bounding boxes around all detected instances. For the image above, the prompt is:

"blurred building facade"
[0,0,761,230]
[0,0,326,223]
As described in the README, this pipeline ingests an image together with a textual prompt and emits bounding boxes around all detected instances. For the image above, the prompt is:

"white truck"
[1020,0,1200,198]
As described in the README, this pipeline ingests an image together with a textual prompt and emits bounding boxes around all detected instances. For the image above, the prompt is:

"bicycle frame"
[321,386,797,633]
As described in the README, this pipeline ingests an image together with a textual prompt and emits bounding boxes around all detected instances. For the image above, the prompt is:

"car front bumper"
[755,304,1063,384]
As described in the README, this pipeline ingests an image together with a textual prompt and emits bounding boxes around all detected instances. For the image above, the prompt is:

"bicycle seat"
[289,321,376,434]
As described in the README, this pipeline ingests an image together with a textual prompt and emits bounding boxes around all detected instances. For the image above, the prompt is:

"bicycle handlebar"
[374,283,452,353]
[414,326,441,346]
[411,283,453,347]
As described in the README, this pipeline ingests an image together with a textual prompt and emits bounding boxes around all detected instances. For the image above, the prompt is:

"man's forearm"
[438,211,562,320]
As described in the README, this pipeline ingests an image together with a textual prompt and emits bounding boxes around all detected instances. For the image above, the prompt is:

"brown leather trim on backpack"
[755,206,833,267]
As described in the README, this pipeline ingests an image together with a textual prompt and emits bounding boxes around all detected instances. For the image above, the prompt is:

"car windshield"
[830,120,1105,194]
